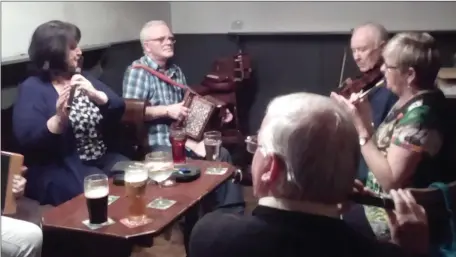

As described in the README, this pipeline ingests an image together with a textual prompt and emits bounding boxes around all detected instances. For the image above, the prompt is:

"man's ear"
[261,154,283,184]
[142,43,149,53]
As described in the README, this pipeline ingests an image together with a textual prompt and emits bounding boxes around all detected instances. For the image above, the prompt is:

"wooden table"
[41,160,235,257]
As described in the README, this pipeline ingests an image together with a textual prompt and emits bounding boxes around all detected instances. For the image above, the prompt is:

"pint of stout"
[125,167,148,222]
[84,174,109,224]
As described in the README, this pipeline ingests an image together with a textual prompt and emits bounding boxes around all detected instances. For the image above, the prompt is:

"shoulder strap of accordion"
[131,64,199,95]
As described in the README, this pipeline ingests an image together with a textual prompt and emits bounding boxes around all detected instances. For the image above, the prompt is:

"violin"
[335,43,385,99]
[337,63,384,99]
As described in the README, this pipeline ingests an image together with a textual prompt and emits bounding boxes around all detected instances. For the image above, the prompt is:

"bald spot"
[351,23,387,48]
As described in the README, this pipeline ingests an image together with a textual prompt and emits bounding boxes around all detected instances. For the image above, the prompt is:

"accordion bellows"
[181,91,225,141]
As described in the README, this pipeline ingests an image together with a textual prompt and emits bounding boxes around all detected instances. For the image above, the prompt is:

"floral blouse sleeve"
[391,104,443,156]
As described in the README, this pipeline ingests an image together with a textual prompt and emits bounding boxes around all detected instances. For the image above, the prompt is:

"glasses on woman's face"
[385,64,399,70]
[381,62,400,74]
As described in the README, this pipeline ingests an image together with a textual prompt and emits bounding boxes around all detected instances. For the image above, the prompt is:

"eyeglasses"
[384,64,399,70]
[146,36,176,44]
[245,135,263,154]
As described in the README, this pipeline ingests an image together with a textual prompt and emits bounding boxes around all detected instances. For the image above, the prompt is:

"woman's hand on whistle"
[70,74,108,105]
[330,92,374,137]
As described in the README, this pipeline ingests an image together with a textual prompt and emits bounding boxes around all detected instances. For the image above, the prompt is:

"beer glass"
[84,174,109,224]
[170,126,187,164]
[145,151,175,187]
[125,166,149,224]
[204,131,223,172]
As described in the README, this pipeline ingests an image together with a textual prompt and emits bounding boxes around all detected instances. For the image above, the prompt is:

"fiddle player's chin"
[357,64,371,73]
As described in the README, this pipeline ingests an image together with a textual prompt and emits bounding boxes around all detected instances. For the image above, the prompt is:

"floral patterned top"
[364,89,447,240]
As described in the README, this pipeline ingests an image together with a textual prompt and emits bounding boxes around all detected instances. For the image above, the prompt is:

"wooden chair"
[410,180,456,210]
[120,98,150,160]
[192,50,253,147]
[1,151,53,226]
[409,180,456,245]
[1,151,24,215]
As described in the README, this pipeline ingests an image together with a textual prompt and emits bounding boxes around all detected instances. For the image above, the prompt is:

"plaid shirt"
[122,55,186,148]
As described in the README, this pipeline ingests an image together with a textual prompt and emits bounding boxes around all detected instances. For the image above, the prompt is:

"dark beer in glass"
[84,174,109,224]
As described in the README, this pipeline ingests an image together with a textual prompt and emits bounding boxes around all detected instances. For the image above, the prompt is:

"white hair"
[258,92,360,204]
[353,21,389,48]
[139,20,169,47]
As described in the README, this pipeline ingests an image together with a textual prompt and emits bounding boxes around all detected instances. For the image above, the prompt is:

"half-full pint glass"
[170,126,187,164]
[125,166,149,223]
[84,174,109,224]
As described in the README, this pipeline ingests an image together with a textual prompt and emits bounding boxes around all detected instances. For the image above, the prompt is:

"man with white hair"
[122,20,245,252]
[349,22,398,182]
[189,92,429,257]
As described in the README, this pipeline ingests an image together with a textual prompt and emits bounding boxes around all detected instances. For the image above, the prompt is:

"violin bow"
[357,79,385,100]
[338,48,347,88]
[338,28,355,88]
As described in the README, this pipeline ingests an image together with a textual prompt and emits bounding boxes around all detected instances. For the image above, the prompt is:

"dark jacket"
[190,205,420,257]
[12,72,127,205]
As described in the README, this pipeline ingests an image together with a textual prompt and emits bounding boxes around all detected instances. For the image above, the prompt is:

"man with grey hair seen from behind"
[190,92,429,257]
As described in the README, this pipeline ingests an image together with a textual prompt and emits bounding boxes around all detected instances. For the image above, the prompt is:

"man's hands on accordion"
[166,101,233,124]
[166,102,189,120]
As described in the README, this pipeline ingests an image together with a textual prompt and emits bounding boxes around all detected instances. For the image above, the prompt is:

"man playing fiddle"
[348,22,398,182]
[232,23,398,187]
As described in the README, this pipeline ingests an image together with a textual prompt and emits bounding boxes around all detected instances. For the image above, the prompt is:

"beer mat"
[108,195,120,205]
[147,198,177,210]
[119,217,153,228]
[205,167,228,175]
[82,218,115,230]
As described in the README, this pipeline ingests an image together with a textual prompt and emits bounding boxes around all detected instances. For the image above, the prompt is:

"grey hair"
[139,20,168,48]
[383,32,441,89]
[259,93,360,204]
[353,21,389,47]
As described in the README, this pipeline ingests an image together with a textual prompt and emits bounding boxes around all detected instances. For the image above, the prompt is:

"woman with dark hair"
[12,20,129,206]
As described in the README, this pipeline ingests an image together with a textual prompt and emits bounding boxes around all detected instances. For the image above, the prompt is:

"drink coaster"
[147,198,177,210]
[82,218,115,230]
[206,167,228,175]
[108,195,120,205]
[119,216,153,228]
